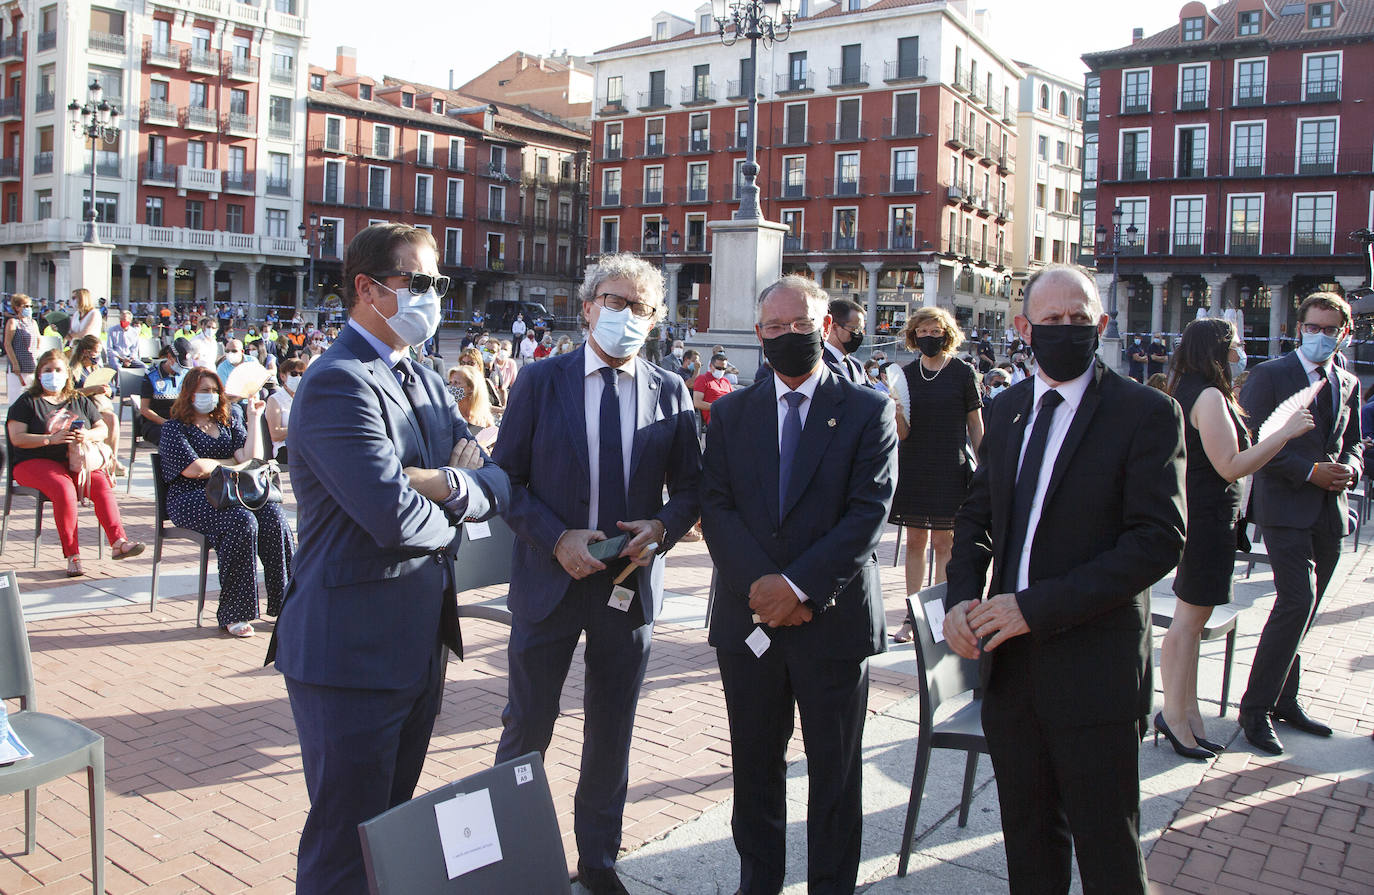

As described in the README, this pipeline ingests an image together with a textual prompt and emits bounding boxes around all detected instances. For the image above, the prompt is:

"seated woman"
[6,348,144,576]
[159,368,294,638]
[449,363,497,435]
[264,357,304,464]
[69,335,126,476]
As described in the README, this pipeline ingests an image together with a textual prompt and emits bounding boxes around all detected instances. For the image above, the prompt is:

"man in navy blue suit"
[493,253,702,895]
[270,223,509,895]
[702,276,897,895]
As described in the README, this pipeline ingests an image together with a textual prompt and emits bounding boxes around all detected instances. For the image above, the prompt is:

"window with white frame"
[1123,69,1151,112]
[1116,198,1147,247]
[1303,53,1340,101]
[323,159,343,203]
[444,227,462,266]
[1228,196,1261,254]
[892,149,916,193]
[320,218,343,258]
[688,162,709,202]
[606,75,623,104]
[1297,118,1337,173]
[782,156,805,198]
[266,208,289,238]
[1179,64,1208,108]
[1294,193,1334,253]
[1084,134,1098,184]
[643,165,664,203]
[780,209,802,251]
[373,124,393,158]
[1235,59,1266,104]
[601,217,619,253]
[417,133,433,166]
[602,169,621,205]
[1232,123,1264,174]
[448,138,466,170]
[1172,197,1204,253]
[1121,129,1150,180]
[488,185,505,220]
[604,123,623,159]
[1309,2,1333,28]
[833,208,857,249]
[1177,126,1206,177]
[1182,16,1204,41]
[415,174,433,214]
[835,152,859,195]
[324,115,343,151]
[689,112,710,152]
[1238,10,1261,35]
[367,165,390,209]
[447,178,463,217]
[890,206,915,249]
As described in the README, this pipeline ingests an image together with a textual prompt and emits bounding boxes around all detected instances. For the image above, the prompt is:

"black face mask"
[762,330,824,378]
[1030,324,1099,382]
[914,335,944,358]
[842,328,863,354]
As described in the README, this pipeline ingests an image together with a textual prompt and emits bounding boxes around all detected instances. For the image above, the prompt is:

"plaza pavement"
[2,349,1373,892]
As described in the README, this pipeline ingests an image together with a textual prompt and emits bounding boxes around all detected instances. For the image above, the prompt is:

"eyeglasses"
[1300,322,1344,337]
[758,319,819,339]
[371,271,451,296]
[596,292,656,319]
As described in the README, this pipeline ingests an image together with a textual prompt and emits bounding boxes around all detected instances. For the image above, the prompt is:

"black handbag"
[205,458,282,510]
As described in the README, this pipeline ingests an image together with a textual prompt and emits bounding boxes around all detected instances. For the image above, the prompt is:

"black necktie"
[395,358,431,457]
[845,355,863,384]
[778,391,805,515]
[1313,366,1335,434]
[597,367,627,535]
[1002,390,1065,594]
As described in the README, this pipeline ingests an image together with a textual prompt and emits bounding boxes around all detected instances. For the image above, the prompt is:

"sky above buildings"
[309,0,1181,90]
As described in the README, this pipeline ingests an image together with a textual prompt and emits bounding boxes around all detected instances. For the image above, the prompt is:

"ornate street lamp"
[1094,204,1138,341]
[67,80,119,244]
[298,214,334,309]
[712,0,796,220]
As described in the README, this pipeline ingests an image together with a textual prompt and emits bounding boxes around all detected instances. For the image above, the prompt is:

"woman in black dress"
[1158,318,1313,759]
[889,307,984,642]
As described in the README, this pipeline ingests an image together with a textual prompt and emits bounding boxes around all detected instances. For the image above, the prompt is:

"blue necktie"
[597,367,627,535]
[778,391,805,516]
[1002,389,1063,594]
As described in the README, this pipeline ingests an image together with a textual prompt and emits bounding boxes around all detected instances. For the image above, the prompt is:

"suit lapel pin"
[827,418,836,427]
[1013,413,1022,423]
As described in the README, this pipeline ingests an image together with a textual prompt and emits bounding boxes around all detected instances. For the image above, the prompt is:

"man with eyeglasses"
[1235,291,1363,755]
[702,275,896,895]
[270,223,509,895]
[492,253,702,895]
[823,296,867,385]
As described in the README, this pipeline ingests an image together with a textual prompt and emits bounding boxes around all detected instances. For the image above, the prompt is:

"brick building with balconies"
[587,0,1022,336]
[303,47,589,322]
[0,0,312,315]
[1083,0,1374,358]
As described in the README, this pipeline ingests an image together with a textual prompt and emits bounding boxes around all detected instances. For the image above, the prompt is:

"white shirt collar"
[348,318,407,367]
[584,343,639,380]
[1295,346,1332,379]
[823,341,847,365]
[1032,362,1093,412]
[773,366,824,405]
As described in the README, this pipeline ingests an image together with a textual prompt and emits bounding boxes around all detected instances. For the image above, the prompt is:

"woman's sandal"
[66,557,83,578]
[223,621,255,638]
[891,621,915,644]
[112,539,145,560]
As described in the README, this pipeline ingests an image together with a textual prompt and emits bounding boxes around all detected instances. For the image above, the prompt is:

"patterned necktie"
[778,391,806,516]
[597,367,627,535]
[1002,390,1064,594]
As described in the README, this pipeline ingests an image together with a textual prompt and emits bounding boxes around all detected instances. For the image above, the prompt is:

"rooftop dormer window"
[401,92,414,108]
[654,21,668,41]
[1238,10,1261,35]
[1182,16,1204,41]
[1309,2,1333,27]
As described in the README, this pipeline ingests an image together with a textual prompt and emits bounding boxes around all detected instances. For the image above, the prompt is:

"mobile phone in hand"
[70,419,85,431]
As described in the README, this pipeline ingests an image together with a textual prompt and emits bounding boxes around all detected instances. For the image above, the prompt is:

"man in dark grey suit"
[272,223,509,895]
[823,296,866,385]
[1237,291,1363,754]
[702,276,896,895]
[493,253,701,895]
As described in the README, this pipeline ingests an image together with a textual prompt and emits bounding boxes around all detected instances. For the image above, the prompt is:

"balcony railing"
[597,95,627,115]
[270,66,295,86]
[595,190,621,208]
[227,55,259,79]
[1122,227,1351,258]
[36,92,54,113]
[945,123,967,149]
[677,134,718,154]
[89,31,125,54]
[1231,154,1264,176]
[265,175,291,196]
[34,151,52,174]
[587,238,620,256]
[878,229,925,251]
[142,162,176,183]
[598,144,624,161]
[632,187,666,206]
[783,233,807,253]
[444,201,464,219]
[184,106,219,131]
[952,67,969,92]
[1121,94,1151,114]
[883,115,930,139]
[0,157,18,178]
[187,48,220,73]
[1172,230,1205,255]
[476,203,522,225]
[0,220,313,258]
[997,152,1016,174]
[1303,78,1341,103]
[1233,85,1265,106]
[679,184,713,203]
[879,173,928,195]
[223,171,254,192]
[1176,87,1208,110]
[1297,151,1336,175]
[37,31,56,52]
[268,120,292,141]
[883,57,927,83]
[177,165,222,193]
[824,176,866,197]
[0,96,18,118]
[636,90,669,110]
[774,125,813,147]
[225,112,256,136]
[413,198,433,215]
[822,231,864,251]
[1228,231,1261,255]
[83,154,120,177]
[826,121,867,143]
[827,65,869,89]
[446,152,467,171]
[1230,80,1343,107]
[144,40,179,66]
[772,178,812,200]
[143,100,178,126]
[636,138,667,159]
[0,35,20,59]
[944,182,966,204]
[681,82,716,104]
[775,72,814,93]
[479,162,521,181]
[726,78,764,100]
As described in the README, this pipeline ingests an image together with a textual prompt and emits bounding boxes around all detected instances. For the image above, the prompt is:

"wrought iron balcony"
[226,56,259,80]
[879,173,929,195]
[636,90,669,111]
[184,106,219,131]
[223,171,254,192]
[142,162,176,183]
[775,72,814,94]
[882,115,930,139]
[681,82,716,105]
[774,125,813,147]
[265,175,291,196]
[34,151,52,174]
[883,58,927,83]
[89,32,125,54]
[826,121,867,143]
[827,64,869,89]
[144,40,179,67]
[187,48,220,74]
[225,113,257,137]
[143,100,179,126]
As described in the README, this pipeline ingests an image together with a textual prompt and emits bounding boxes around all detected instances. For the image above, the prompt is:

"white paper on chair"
[922,598,947,644]
[1257,379,1325,444]
[434,788,503,879]
[0,725,32,764]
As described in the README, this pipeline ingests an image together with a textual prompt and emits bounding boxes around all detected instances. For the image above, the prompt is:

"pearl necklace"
[918,356,949,382]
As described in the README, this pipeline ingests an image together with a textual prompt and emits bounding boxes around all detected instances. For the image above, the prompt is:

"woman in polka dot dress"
[159,368,294,638]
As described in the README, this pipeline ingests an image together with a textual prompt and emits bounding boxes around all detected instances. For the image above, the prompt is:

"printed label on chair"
[434,788,503,879]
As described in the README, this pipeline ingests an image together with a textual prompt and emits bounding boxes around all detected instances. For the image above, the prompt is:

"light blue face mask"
[1299,330,1339,364]
[590,305,654,359]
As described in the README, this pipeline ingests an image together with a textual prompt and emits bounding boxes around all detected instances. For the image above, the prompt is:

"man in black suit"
[1236,292,1363,754]
[944,265,1186,894]
[702,275,896,895]
[823,296,866,385]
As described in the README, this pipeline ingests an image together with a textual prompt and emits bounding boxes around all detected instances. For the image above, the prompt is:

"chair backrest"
[37,334,62,355]
[359,751,570,895]
[905,584,980,724]
[449,516,518,593]
[137,337,161,361]
[149,452,169,526]
[0,570,36,709]
[117,367,146,407]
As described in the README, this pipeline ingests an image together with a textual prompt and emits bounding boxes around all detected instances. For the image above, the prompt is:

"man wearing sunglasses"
[1235,291,1362,755]
[270,223,509,895]
[493,253,702,895]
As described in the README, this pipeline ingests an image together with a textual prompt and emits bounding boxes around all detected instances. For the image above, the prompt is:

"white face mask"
[193,393,219,414]
[710,368,726,379]
[225,351,243,365]
[284,374,302,391]
[591,306,654,359]
[40,370,66,392]
[671,347,684,358]
[989,384,1007,397]
[372,278,441,347]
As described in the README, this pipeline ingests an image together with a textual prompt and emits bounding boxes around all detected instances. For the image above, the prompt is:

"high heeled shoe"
[1154,712,1216,760]
[1193,732,1226,753]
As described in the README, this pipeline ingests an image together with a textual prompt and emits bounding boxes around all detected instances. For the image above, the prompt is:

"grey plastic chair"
[0,569,105,894]
[896,584,988,878]
[358,751,570,894]
[116,367,147,494]
[1150,594,1239,716]
[1,446,104,564]
[148,453,212,623]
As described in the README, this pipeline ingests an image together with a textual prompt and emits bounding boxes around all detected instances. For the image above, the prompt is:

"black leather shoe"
[1240,710,1284,755]
[1273,700,1334,737]
[577,864,630,895]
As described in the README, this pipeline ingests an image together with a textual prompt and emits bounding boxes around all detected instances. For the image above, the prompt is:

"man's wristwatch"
[440,466,462,504]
